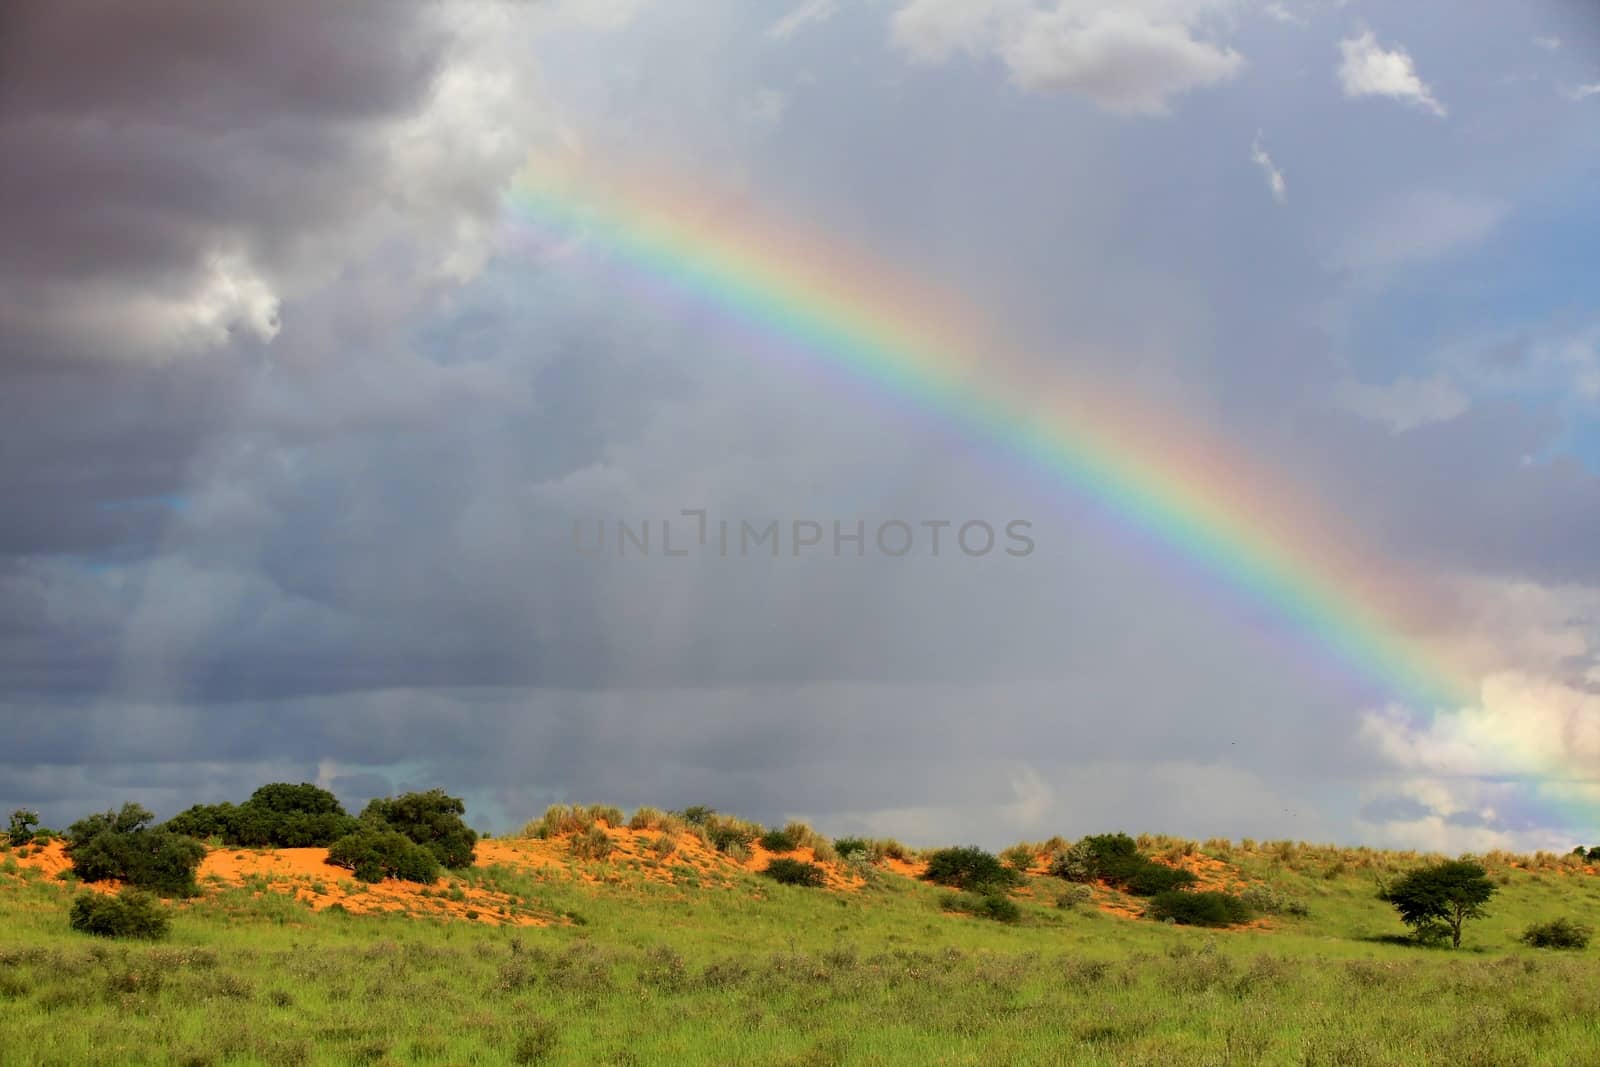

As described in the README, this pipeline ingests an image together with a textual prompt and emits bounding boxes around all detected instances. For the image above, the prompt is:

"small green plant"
[1520,917,1592,950]
[762,858,827,887]
[68,889,170,939]
[922,846,1022,892]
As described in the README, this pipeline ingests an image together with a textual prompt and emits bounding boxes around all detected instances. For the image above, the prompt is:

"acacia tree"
[1381,860,1496,948]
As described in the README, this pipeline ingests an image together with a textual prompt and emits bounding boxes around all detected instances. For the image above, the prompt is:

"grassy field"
[1,828,1598,1066]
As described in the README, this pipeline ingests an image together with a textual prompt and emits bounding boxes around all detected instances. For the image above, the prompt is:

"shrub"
[762,858,827,887]
[758,827,798,852]
[66,804,205,897]
[1588,846,1600,862]
[8,809,40,846]
[833,837,869,860]
[675,806,715,826]
[1050,833,1195,897]
[569,826,613,860]
[326,830,441,884]
[1240,885,1310,917]
[69,889,170,939]
[1056,884,1095,909]
[704,817,760,855]
[1110,860,1196,897]
[1001,843,1037,871]
[360,790,477,869]
[1520,917,1592,950]
[628,807,683,833]
[922,846,1022,892]
[940,890,1021,923]
[1147,890,1253,927]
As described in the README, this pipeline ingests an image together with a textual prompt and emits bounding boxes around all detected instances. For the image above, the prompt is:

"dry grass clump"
[521,804,625,840]
[627,808,688,835]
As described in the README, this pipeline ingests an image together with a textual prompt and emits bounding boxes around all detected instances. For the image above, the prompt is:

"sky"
[2,0,1598,851]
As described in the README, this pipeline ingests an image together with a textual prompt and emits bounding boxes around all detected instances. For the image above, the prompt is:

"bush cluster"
[758,827,799,853]
[762,858,827,887]
[1520,917,1592,950]
[1147,890,1254,927]
[326,830,440,884]
[358,789,477,870]
[1050,833,1197,897]
[66,804,205,897]
[922,846,1023,893]
[1570,845,1600,861]
[164,783,358,848]
[68,889,170,939]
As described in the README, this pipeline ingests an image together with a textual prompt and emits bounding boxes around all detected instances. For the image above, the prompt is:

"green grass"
[1,840,1597,1065]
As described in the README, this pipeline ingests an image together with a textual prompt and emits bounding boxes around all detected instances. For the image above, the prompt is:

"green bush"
[704,818,759,855]
[922,846,1023,892]
[1147,890,1254,927]
[940,890,1022,923]
[7,809,40,846]
[68,889,170,939]
[360,789,477,869]
[1520,917,1592,950]
[66,804,205,897]
[1050,833,1195,897]
[762,858,827,887]
[758,827,799,852]
[833,837,869,859]
[675,806,715,826]
[326,829,441,884]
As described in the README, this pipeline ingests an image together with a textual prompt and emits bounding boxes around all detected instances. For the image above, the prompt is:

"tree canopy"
[1381,860,1496,948]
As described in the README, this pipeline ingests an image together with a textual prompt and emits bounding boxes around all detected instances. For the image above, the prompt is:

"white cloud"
[891,1,1244,116]
[1337,30,1446,117]
[890,0,1030,64]
[767,0,838,41]
[1332,191,1503,273]
[1262,2,1303,25]
[1533,35,1561,51]
[1362,673,1600,782]
[1003,8,1243,114]
[1334,373,1468,433]
[741,88,789,127]
[1250,130,1286,203]
[1565,83,1600,103]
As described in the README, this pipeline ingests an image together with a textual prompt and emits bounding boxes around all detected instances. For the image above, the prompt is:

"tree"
[65,803,205,897]
[360,789,477,869]
[1380,860,1496,948]
[7,808,40,845]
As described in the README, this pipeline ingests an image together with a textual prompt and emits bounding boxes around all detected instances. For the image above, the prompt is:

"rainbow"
[503,153,1480,713]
